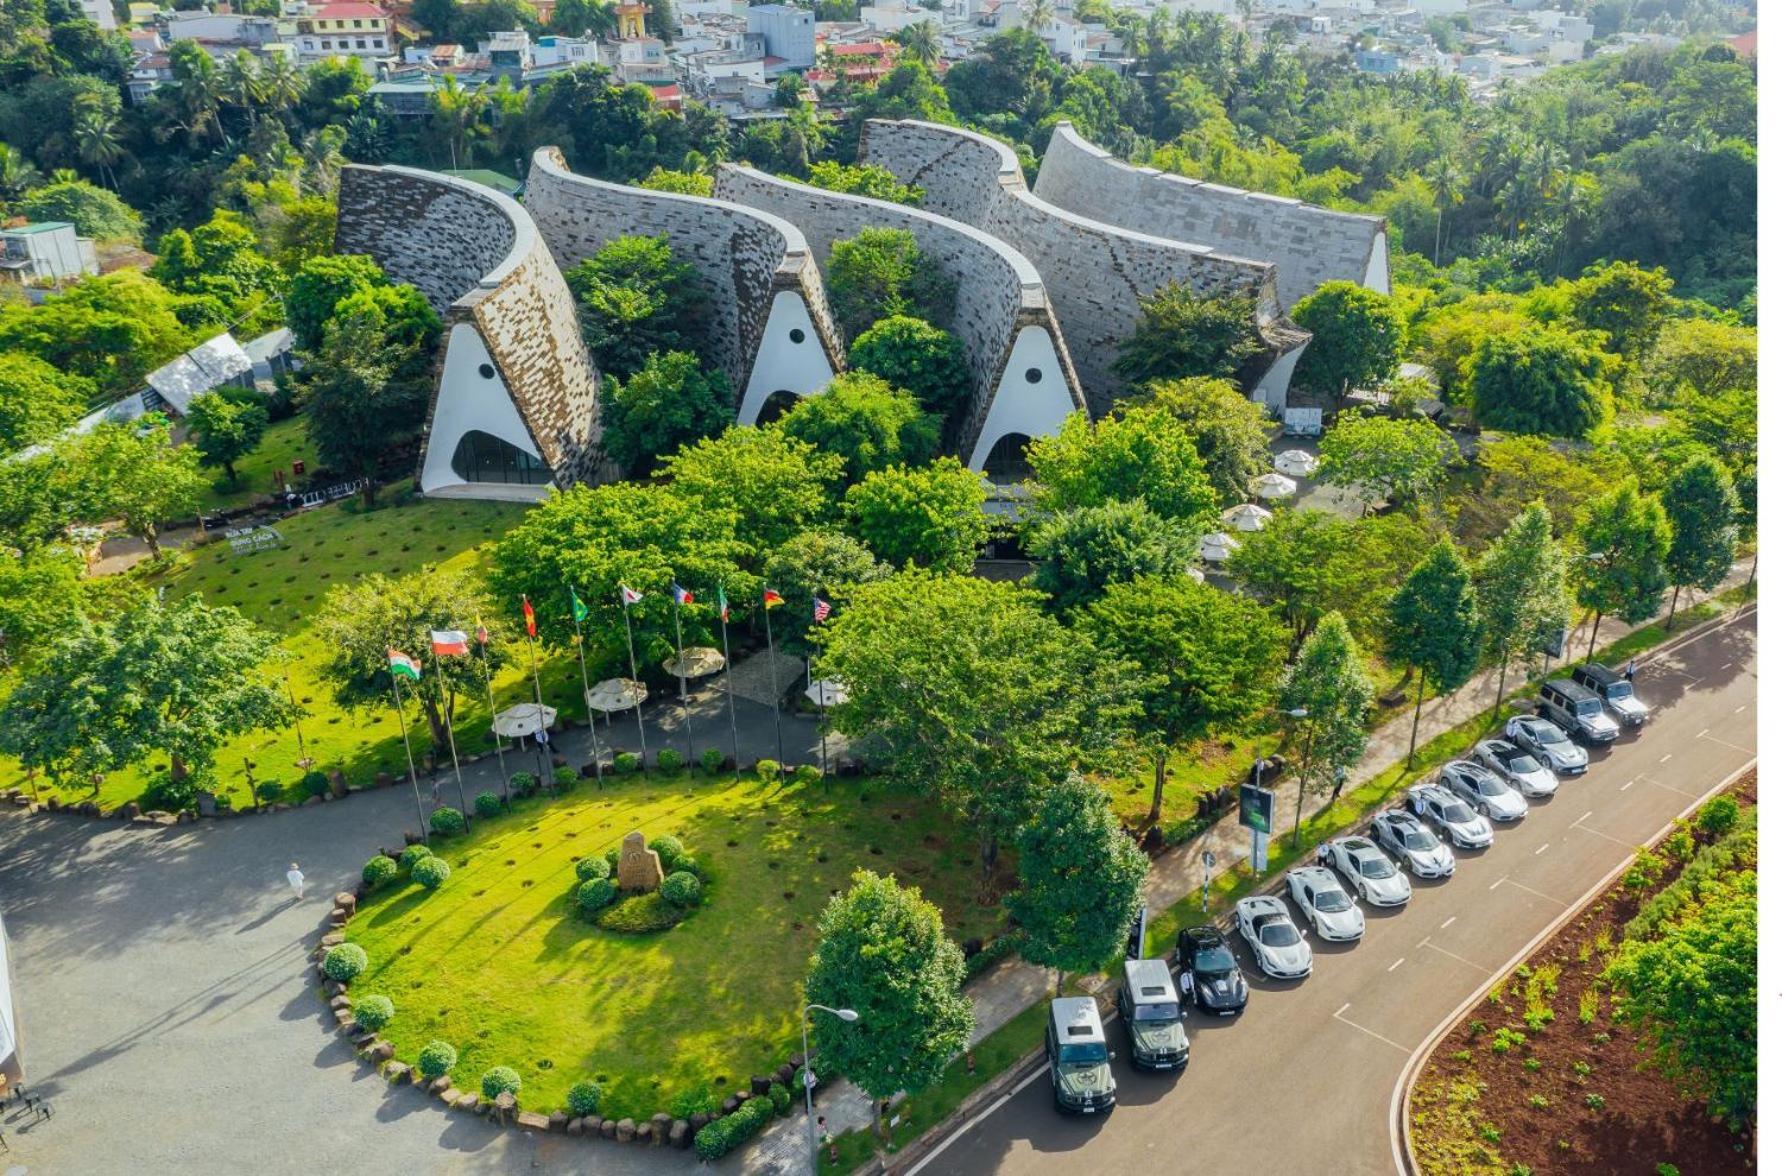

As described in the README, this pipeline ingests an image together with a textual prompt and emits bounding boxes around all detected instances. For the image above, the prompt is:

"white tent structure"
[586,678,647,715]
[1222,503,1274,532]
[1199,532,1241,563]
[491,702,556,739]
[1274,449,1319,477]
[1251,472,1299,500]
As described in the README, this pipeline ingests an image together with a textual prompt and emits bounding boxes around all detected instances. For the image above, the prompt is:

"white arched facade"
[419,324,553,500]
[966,325,1077,473]
[736,290,838,426]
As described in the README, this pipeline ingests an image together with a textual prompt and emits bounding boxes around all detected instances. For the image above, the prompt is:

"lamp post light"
[1283,706,1316,848]
[800,1003,857,1173]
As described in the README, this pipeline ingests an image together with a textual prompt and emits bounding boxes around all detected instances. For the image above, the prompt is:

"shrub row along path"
[740,561,1754,1175]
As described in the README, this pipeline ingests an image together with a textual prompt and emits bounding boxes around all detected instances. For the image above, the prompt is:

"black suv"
[1539,678,1620,744]
[1175,924,1248,1015]
[1572,663,1650,728]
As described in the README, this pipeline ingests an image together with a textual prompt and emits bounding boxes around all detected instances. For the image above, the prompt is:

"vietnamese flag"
[522,595,537,638]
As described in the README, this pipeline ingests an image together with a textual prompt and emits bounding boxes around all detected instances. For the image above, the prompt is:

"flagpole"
[522,595,553,795]
[764,600,785,770]
[621,594,649,772]
[282,663,312,769]
[431,643,471,825]
[388,666,430,842]
[570,596,603,787]
[477,631,509,807]
[719,587,741,780]
[671,590,695,767]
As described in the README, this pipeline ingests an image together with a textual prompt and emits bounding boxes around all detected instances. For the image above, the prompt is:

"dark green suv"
[1045,997,1116,1114]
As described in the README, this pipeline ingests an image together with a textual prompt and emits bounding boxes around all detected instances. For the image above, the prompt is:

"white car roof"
[1240,894,1288,915]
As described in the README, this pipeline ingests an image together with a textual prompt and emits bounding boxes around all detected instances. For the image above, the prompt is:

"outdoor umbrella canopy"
[1251,472,1299,500]
[1274,449,1319,477]
[663,647,726,679]
[1199,532,1242,563]
[586,678,648,713]
[1222,503,1274,532]
[805,678,849,707]
[491,702,557,738]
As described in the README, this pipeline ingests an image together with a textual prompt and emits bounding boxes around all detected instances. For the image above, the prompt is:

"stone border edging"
[1388,754,1757,1176]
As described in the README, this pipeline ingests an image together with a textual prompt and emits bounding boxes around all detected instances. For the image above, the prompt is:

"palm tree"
[897,19,941,70]
[1425,156,1464,267]
[429,75,490,171]
[260,55,303,118]
[1023,0,1055,34]
[73,106,125,191]
[221,50,267,127]
[0,143,42,202]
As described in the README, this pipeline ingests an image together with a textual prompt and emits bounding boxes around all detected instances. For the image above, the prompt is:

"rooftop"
[311,2,389,19]
[1,221,77,236]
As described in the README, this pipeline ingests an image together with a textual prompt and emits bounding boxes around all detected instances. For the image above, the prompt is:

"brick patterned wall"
[1034,122,1388,311]
[524,147,844,402]
[712,163,1084,456]
[861,119,1288,417]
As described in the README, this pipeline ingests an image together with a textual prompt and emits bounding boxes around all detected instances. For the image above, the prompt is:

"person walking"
[286,861,306,900]
[1623,658,1639,683]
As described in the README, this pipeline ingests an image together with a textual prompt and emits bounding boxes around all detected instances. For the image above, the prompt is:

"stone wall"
[860,119,1295,417]
[334,165,603,488]
[1034,122,1389,311]
[524,148,844,405]
[712,163,1085,462]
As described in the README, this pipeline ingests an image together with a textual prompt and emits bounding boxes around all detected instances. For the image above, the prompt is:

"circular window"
[477,363,496,380]
[1024,367,1042,384]
[789,328,806,344]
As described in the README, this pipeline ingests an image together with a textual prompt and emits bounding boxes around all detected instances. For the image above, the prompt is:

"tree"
[1316,412,1457,514]
[184,387,269,483]
[1385,538,1481,765]
[0,270,194,395]
[566,234,708,381]
[761,530,886,655]
[19,177,140,240]
[0,351,90,455]
[1008,775,1149,993]
[1025,499,1194,613]
[1026,406,1219,532]
[0,595,290,803]
[825,227,955,342]
[637,166,711,196]
[1474,504,1571,715]
[72,103,124,191]
[1228,508,1427,652]
[1289,281,1405,401]
[597,351,733,478]
[551,0,615,37]
[1573,479,1672,658]
[1563,260,1674,359]
[777,372,938,484]
[0,547,84,671]
[846,314,972,421]
[1659,456,1737,628]
[1083,576,1287,824]
[1280,611,1373,846]
[285,253,390,351]
[843,458,990,573]
[1641,318,1756,403]
[151,210,285,329]
[816,572,1135,875]
[1450,435,1617,544]
[806,161,924,206]
[1120,376,1270,506]
[299,303,435,505]
[1468,327,1613,439]
[804,871,974,1138]
[656,425,841,555]
[1112,282,1263,387]
[64,415,205,557]
[313,569,499,756]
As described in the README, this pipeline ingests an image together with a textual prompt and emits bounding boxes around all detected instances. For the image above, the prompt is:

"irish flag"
[387,648,422,681]
[430,630,469,656]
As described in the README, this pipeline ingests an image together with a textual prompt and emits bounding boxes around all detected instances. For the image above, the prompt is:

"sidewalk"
[737,560,1753,1174]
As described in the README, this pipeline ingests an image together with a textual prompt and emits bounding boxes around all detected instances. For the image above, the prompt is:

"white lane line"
[1733,705,1746,715]
[1417,937,1491,973]
[1636,773,1696,798]
[1498,876,1564,903]
[1535,843,1549,855]
[1660,753,1673,764]
[1334,1005,1412,1053]
[1701,732,1757,755]
[1697,727,1712,738]
[905,1063,1050,1175]
[1722,660,1734,670]
[1440,916,1457,930]
[1387,957,1405,973]
[1571,810,1594,828]
[1571,823,1636,848]
[1489,877,1505,891]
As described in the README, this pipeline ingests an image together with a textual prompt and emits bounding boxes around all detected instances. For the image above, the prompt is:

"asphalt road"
[914,604,1757,1176]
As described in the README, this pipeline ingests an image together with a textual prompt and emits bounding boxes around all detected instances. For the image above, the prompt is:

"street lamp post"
[800,1003,858,1174]
[1283,707,1314,848]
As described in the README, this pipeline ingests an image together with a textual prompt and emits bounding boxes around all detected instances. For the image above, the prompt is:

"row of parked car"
[1043,663,1652,1114]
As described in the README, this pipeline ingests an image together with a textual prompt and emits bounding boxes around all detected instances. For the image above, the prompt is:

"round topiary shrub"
[362,855,399,890]
[481,1066,523,1101]
[700,748,725,775]
[323,942,368,983]
[793,764,821,786]
[648,835,687,870]
[754,759,779,783]
[657,748,684,773]
[474,791,502,819]
[767,1082,792,1114]
[552,766,578,791]
[417,1040,458,1080]
[575,855,611,883]
[614,752,640,774]
[566,1080,602,1117]
[509,771,538,797]
[301,770,331,798]
[412,856,451,889]
[352,994,395,1031]
[659,870,701,907]
[429,806,467,838]
[399,843,432,871]
[256,781,282,804]
[576,877,617,915]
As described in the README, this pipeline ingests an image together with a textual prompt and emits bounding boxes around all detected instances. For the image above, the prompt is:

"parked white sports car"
[1371,809,1456,879]
[1408,783,1494,849]
[1285,866,1365,942]
[1234,895,1314,979]
[1441,759,1531,822]
[1318,836,1412,907]
[1471,739,1559,798]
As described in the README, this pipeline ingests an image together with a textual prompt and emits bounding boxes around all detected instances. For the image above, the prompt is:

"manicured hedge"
[694,1095,775,1159]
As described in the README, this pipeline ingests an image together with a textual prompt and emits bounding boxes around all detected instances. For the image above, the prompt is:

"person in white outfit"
[286,862,305,899]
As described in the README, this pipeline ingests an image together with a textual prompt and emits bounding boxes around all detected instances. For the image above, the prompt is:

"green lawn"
[196,416,315,514]
[345,771,1007,1121]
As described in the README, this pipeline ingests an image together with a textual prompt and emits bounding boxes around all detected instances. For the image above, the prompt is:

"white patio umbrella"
[1251,472,1299,500]
[1221,503,1274,533]
[804,678,849,708]
[662,646,726,680]
[1274,449,1319,477]
[491,702,557,739]
[586,677,647,714]
[1199,532,1241,563]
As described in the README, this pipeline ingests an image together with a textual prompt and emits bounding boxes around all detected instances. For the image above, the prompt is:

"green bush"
[604,846,621,871]
[301,770,331,797]
[754,758,779,783]
[659,870,701,907]
[352,994,395,1031]
[615,752,641,774]
[694,1095,776,1159]
[656,748,684,772]
[429,807,467,838]
[509,771,538,797]
[575,855,611,883]
[648,835,686,869]
[700,748,726,774]
[669,1086,719,1119]
[256,781,283,804]
[417,1040,458,1079]
[1695,794,1740,841]
[567,1080,603,1117]
[793,764,821,786]
[412,856,451,889]
[481,1066,523,1101]
[399,843,432,870]
[552,766,578,790]
[323,942,369,982]
[595,892,688,933]
[767,1082,791,1114]
[362,855,399,890]
[577,877,617,914]
[474,791,502,818]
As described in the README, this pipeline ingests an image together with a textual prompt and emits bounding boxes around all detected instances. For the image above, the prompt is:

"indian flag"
[430,630,469,656]
[387,648,422,680]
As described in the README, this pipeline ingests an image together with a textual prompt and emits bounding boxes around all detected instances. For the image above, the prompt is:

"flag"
[474,619,489,646]
[569,587,589,624]
[717,585,730,623]
[672,583,693,606]
[763,589,785,609]
[620,585,643,606]
[522,595,537,638]
[430,629,469,656]
[387,648,421,681]
[813,598,832,624]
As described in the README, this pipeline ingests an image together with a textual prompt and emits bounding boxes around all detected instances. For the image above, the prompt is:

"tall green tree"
[1474,503,1571,715]
[1083,575,1287,825]
[1113,282,1262,387]
[1008,774,1149,993]
[19,177,140,240]
[285,253,389,350]
[777,372,939,484]
[760,530,886,656]
[804,871,974,1138]
[64,415,206,557]
[1659,456,1738,628]
[1385,537,1482,765]
[1280,611,1373,846]
[1025,499,1194,613]
[1289,281,1405,401]
[825,227,955,342]
[846,314,972,421]
[298,302,435,505]
[597,350,734,478]
[1316,412,1456,514]
[1227,508,1427,651]
[184,387,269,483]
[1026,406,1219,531]
[1574,478,1672,658]
[564,234,707,380]
[657,424,841,556]
[1120,375,1271,506]
[1563,260,1674,360]
[843,458,991,574]
[1467,327,1613,439]
[0,351,90,455]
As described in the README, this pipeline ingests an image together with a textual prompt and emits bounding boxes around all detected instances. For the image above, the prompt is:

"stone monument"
[616,831,665,892]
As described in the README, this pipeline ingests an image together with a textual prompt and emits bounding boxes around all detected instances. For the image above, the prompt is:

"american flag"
[813,597,831,624]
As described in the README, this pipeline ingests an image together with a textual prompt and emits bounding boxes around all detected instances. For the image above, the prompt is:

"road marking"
[1440,916,1457,930]
[1620,779,1636,791]
[1733,705,1746,715]
[1489,877,1505,891]
[1571,810,1593,827]
[904,1062,1050,1175]
[1535,843,1549,855]
[1571,823,1636,848]
[1387,957,1404,973]
[1700,732,1757,755]
[1417,937,1490,973]
[1635,772,1696,798]
[1660,753,1673,764]
[1334,1005,1411,1053]
[1697,727,1711,738]
[1722,660,1734,670]
[1497,876,1564,903]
